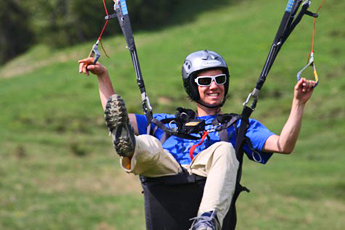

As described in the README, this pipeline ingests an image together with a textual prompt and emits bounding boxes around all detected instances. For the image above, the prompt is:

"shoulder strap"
[214,113,241,131]
[211,113,241,142]
[235,107,252,164]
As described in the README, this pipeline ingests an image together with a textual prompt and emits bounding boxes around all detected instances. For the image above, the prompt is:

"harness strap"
[218,129,228,142]
[159,132,170,144]
[151,118,202,140]
[140,173,206,186]
[215,114,241,132]
[151,112,242,144]
[212,114,241,142]
[235,108,252,164]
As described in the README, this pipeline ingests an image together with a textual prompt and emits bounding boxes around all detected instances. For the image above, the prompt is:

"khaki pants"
[119,135,239,226]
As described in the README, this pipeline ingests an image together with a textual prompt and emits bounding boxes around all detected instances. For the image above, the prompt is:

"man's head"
[195,69,226,108]
[182,50,230,108]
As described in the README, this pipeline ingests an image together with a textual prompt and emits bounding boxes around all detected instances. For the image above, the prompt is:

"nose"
[209,79,218,89]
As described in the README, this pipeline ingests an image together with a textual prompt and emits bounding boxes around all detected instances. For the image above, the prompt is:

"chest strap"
[151,111,242,144]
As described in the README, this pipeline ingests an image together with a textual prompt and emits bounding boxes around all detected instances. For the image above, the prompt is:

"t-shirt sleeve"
[135,113,172,139]
[243,119,275,164]
[135,114,148,135]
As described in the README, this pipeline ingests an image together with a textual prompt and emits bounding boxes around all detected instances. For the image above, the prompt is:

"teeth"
[208,93,219,96]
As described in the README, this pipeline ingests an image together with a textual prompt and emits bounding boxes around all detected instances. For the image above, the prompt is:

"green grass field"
[1,0,344,229]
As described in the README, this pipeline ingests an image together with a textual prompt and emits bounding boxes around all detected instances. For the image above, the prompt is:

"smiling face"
[196,69,225,109]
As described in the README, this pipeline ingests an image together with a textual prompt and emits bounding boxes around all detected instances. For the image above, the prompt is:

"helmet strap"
[196,97,227,109]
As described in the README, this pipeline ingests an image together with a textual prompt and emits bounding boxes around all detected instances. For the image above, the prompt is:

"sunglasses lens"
[195,74,227,86]
[197,77,212,86]
[215,75,226,84]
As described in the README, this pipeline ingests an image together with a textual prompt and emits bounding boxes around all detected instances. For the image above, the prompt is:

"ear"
[189,74,200,101]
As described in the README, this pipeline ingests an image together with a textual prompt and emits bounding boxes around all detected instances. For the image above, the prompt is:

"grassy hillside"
[1,0,344,229]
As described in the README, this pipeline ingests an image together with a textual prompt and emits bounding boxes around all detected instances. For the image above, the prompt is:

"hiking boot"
[104,94,136,157]
[189,210,221,230]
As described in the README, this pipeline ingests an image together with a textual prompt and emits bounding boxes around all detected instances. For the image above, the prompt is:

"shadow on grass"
[111,0,239,34]
[165,0,238,28]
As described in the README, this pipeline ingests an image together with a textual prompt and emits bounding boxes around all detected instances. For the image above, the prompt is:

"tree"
[0,0,182,64]
[0,0,34,65]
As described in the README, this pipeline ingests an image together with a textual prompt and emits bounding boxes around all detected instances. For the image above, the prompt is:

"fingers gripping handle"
[296,52,319,87]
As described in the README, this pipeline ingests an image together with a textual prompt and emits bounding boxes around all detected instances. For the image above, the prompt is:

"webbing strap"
[151,118,202,140]
[151,113,242,143]
[252,0,316,111]
[215,114,241,132]
[228,2,317,229]
[113,0,153,131]
[235,106,252,165]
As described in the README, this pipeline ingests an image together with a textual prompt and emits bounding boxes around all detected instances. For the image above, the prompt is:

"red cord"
[95,0,111,58]
[102,0,109,15]
[311,0,326,53]
[97,20,109,42]
[189,131,209,160]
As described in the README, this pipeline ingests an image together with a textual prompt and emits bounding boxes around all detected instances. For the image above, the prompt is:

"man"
[78,50,316,229]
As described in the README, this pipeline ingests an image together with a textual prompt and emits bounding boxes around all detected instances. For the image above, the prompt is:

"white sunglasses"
[194,74,227,86]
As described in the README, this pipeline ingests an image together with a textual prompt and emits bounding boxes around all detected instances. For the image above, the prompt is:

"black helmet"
[182,50,230,108]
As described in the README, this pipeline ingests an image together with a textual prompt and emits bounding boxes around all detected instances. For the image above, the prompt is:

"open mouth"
[207,93,220,98]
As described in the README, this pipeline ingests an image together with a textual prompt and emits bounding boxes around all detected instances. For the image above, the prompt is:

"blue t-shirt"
[135,113,275,165]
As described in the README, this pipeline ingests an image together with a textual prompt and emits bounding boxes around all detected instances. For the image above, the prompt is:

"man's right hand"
[78,57,107,77]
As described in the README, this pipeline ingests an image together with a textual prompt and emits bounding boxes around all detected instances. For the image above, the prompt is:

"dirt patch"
[0,51,83,79]
[35,168,142,196]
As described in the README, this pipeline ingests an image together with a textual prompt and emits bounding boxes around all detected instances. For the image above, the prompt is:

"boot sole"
[104,95,135,157]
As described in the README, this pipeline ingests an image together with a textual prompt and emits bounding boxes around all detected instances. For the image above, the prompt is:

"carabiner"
[88,41,101,65]
[296,52,319,87]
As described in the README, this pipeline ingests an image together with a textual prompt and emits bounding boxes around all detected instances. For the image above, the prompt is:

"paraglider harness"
[89,0,325,229]
[143,108,252,230]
